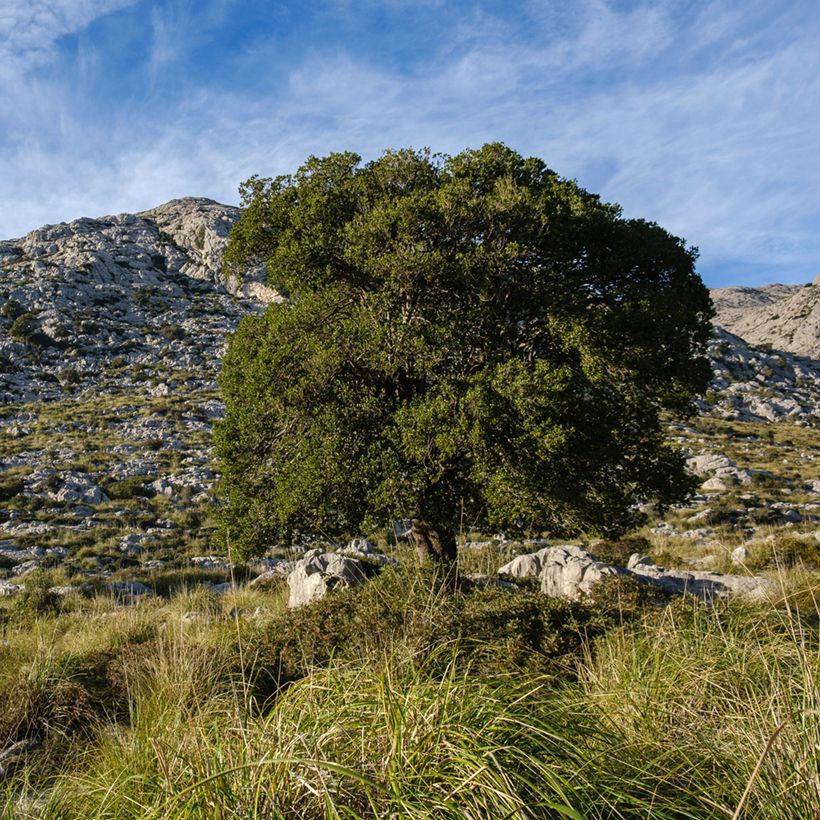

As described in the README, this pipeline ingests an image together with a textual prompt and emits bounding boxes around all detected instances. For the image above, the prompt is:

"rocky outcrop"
[711,276,820,359]
[286,549,369,608]
[685,453,752,487]
[0,197,279,405]
[499,545,773,603]
[626,553,773,601]
[702,328,819,423]
[538,545,625,599]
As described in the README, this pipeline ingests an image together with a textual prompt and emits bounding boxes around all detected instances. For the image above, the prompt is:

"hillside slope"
[711,276,820,358]
[0,200,817,590]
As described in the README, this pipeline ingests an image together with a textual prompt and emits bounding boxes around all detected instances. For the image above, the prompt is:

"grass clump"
[0,561,816,818]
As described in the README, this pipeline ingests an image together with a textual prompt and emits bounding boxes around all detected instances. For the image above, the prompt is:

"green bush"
[8,312,38,342]
[102,476,153,500]
[251,566,654,700]
[1,298,25,321]
[0,476,24,501]
[11,570,62,620]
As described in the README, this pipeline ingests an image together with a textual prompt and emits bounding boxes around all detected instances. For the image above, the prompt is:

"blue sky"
[2,1,819,287]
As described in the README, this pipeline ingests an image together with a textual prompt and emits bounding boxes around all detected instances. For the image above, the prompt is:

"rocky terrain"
[712,276,820,358]
[0,198,818,603]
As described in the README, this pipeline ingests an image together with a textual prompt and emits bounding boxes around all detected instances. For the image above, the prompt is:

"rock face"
[711,276,820,359]
[702,328,820,423]
[286,549,369,608]
[0,197,280,405]
[499,545,773,603]
[538,545,625,600]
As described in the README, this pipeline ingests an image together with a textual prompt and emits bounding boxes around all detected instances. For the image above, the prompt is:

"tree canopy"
[216,144,713,561]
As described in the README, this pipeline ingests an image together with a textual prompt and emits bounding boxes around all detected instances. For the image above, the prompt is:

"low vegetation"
[0,558,817,818]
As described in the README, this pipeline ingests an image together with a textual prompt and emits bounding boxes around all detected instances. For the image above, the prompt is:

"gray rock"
[190,555,233,571]
[108,580,155,600]
[286,552,368,608]
[627,555,773,602]
[248,563,296,588]
[539,545,625,600]
[0,581,24,597]
[498,550,549,578]
[500,546,775,603]
[119,533,147,554]
[701,476,730,492]
[11,559,41,576]
[731,546,749,564]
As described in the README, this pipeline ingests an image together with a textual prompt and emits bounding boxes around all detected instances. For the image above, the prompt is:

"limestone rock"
[0,581,24,597]
[500,546,774,603]
[108,580,155,600]
[627,554,773,602]
[498,549,551,578]
[686,454,751,485]
[711,276,820,359]
[286,551,368,608]
[538,545,625,600]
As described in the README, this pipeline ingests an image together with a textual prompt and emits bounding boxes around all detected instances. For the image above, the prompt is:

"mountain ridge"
[1,197,818,423]
[711,275,820,359]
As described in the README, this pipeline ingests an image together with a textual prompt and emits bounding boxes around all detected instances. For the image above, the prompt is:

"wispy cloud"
[1,0,818,286]
[0,0,138,75]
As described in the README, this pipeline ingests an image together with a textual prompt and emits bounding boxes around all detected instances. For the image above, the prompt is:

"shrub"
[102,476,153,500]
[588,535,651,567]
[0,476,24,502]
[11,570,62,620]
[8,312,38,342]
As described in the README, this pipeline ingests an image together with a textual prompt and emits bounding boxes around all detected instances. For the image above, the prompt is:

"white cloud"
[0,0,139,74]
[1,0,818,286]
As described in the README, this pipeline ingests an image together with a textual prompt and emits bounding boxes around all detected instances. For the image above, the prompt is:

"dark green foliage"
[218,144,713,558]
[11,570,62,619]
[59,367,81,387]
[1,297,25,321]
[159,324,186,341]
[8,312,38,342]
[101,475,154,500]
[0,476,24,502]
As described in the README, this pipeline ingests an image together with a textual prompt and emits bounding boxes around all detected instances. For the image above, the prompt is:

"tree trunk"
[410,516,457,564]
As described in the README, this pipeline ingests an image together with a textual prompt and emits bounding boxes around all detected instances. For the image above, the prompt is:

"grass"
[0,562,816,818]
[2,397,819,815]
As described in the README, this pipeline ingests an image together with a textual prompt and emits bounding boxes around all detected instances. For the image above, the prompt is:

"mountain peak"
[711,277,820,359]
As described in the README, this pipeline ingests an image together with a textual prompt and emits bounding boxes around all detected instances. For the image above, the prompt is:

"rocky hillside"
[712,276,820,359]
[0,199,817,596]
[0,198,278,404]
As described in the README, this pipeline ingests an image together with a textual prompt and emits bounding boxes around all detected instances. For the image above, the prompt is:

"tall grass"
[2,567,818,818]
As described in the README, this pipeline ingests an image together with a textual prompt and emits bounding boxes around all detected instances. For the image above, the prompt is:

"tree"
[216,144,713,562]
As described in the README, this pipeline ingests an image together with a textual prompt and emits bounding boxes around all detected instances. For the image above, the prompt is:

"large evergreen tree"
[216,144,713,561]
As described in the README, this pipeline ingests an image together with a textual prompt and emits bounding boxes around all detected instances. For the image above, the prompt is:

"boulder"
[626,554,773,602]
[539,545,624,600]
[108,580,155,600]
[498,545,774,604]
[286,551,368,608]
[0,581,24,597]
[498,550,550,578]
[686,453,751,485]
